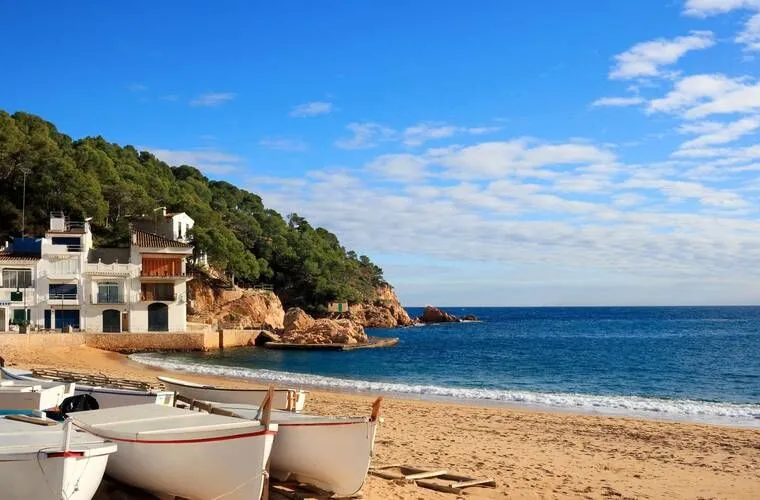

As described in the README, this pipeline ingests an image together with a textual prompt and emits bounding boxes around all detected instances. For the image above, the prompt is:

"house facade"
[0,212,193,333]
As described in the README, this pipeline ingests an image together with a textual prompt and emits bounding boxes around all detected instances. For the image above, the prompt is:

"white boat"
[0,417,117,500]
[158,375,307,412]
[1,367,174,408]
[70,404,278,500]
[0,380,75,412]
[203,398,382,497]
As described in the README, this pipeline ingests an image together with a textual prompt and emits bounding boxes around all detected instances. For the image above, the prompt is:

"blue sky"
[2,1,760,306]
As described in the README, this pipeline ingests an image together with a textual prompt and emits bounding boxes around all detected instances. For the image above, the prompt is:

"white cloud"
[403,123,459,146]
[190,92,237,107]
[366,154,429,182]
[259,137,308,151]
[401,123,500,146]
[146,147,243,174]
[431,140,617,180]
[610,31,715,80]
[468,126,503,135]
[684,0,760,16]
[678,116,760,149]
[334,122,397,149]
[737,13,760,51]
[613,193,648,207]
[647,73,760,118]
[290,101,333,117]
[591,96,645,107]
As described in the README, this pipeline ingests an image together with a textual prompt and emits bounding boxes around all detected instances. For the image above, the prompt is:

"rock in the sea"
[461,314,478,321]
[419,305,459,323]
[283,307,315,333]
[282,308,368,344]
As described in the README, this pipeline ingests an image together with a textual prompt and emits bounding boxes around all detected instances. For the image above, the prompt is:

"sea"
[131,306,760,427]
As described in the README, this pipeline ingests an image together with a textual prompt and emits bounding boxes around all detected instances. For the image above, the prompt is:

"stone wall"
[83,332,208,353]
[0,330,263,353]
[0,333,85,348]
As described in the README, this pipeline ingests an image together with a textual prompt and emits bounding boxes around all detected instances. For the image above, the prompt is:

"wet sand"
[2,343,759,499]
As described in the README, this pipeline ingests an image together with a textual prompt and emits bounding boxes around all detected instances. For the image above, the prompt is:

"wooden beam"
[370,397,383,422]
[404,470,448,480]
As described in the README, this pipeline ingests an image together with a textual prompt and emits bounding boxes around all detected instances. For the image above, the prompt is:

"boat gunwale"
[72,422,278,445]
[159,376,307,394]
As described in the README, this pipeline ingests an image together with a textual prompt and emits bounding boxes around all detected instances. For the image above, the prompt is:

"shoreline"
[2,343,760,498]
[129,351,760,430]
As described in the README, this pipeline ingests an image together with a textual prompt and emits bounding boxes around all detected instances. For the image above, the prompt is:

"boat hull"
[0,451,111,500]
[159,376,306,412]
[1,368,173,408]
[270,419,379,497]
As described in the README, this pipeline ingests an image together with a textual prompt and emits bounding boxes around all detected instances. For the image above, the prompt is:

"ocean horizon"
[132,305,760,427]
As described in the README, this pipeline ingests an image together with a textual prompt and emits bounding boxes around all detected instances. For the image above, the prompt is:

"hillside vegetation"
[0,111,386,312]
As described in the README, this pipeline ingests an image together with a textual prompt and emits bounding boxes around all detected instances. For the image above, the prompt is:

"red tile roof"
[0,249,40,263]
[131,230,192,249]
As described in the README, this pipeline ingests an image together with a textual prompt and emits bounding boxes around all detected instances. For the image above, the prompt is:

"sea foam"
[131,353,760,427]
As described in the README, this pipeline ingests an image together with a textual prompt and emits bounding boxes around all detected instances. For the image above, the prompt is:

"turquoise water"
[132,306,760,426]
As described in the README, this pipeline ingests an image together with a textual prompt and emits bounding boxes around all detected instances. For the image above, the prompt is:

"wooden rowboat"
[0,417,117,500]
[70,404,277,500]
[198,397,382,497]
[0,380,75,412]
[1,367,174,408]
[158,375,307,412]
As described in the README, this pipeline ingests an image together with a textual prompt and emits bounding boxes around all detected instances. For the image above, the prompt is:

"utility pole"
[21,169,27,236]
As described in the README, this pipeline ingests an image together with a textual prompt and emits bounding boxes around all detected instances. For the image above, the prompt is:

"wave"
[131,353,760,427]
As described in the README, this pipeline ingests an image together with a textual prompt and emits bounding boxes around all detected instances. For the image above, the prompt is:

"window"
[49,283,77,300]
[142,283,174,301]
[2,268,33,288]
[49,258,78,275]
[97,282,122,304]
[12,309,30,324]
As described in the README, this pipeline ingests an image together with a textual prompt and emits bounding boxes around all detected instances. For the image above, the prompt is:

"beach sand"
[2,343,759,499]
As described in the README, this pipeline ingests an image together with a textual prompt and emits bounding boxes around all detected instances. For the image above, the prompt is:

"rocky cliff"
[187,279,285,330]
[349,285,414,328]
[189,275,412,331]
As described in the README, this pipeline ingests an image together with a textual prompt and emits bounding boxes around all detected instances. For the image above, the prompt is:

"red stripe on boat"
[47,451,85,458]
[73,426,277,444]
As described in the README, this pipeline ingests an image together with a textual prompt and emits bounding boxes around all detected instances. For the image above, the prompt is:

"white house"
[1,212,194,333]
[0,239,41,332]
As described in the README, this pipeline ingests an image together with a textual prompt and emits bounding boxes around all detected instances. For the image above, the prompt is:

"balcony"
[139,272,187,283]
[85,262,132,276]
[141,292,175,302]
[92,293,125,305]
[47,293,79,306]
[45,244,83,254]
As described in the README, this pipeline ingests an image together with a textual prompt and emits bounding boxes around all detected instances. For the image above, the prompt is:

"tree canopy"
[0,111,386,312]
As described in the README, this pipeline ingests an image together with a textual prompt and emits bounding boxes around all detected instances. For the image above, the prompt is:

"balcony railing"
[141,293,175,302]
[140,271,187,278]
[49,293,78,300]
[85,262,132,275]
[46,244,83,253]
[93,294,125,305]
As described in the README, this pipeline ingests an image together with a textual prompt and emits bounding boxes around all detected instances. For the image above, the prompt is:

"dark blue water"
[133,306,760,425]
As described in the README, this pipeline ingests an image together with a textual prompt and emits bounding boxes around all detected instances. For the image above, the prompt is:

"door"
[102,309,121,333]
[55,310,80,330]
[0,309,5,332]
[148,303,169,332]
[122,312,129,332]
[44,310,51,330]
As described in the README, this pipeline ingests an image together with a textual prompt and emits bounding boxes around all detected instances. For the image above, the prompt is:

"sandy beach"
[2,343,759,499]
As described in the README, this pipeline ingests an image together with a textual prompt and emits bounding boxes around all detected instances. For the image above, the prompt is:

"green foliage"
[0,111,386,312]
